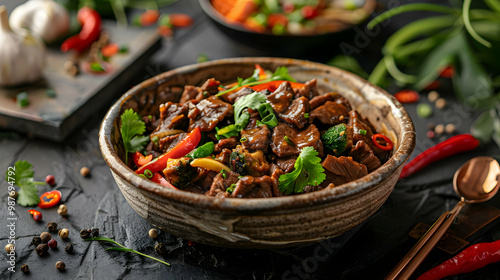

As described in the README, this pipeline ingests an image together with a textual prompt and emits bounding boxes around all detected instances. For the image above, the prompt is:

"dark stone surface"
[2,0,500,279]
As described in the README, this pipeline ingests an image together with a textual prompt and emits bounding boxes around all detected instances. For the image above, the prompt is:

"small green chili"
[144,169,153,179]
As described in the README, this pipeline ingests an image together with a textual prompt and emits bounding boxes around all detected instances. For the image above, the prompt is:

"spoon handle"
[384,211,449,280]
[397,199,467,280]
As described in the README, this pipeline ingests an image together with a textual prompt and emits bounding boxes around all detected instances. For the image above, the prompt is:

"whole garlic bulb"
[0,6,46,87]
[9,0,69,43]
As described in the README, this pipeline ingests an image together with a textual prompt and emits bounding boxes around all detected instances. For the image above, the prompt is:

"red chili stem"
[60,7,101,52]
[399,134,480,179]
[417,239,500,280]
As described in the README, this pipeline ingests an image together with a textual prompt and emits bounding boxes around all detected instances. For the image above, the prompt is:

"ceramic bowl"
[99,57,415,249]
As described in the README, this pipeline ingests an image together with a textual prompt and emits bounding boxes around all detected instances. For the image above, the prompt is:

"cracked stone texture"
[2,0,500,279]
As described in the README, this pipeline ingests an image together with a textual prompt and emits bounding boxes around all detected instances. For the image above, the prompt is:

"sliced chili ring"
[372,133,394,151]
[38,190,62,209]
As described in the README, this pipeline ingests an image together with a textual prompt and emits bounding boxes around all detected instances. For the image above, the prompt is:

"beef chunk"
[241,124,270,153]
[266,81,294,114]
[200,78,221,96]
[304,185,324,193]
[215,148,232,164]
[348,110,389,162]
[162,157,196,188]
[228,87,253,103]
[309,92,352,110]
[230,145,270,177]
[350,140,382,172]
[206,170,240,198]
[278,96,310,129]
[197,171,218,193]
[294,79,319,99]
[151,102,188,138]
[271,123,323,158]
[276,157,296,173]
[179,85,201,104]
[310,101,349,126]
[321,155,368,187]
[188,97,233,132]
[214,137,239,153]
[142,114,160,133]
[145,141,162,159]
[158,133,187,153]
[231,175,281,198]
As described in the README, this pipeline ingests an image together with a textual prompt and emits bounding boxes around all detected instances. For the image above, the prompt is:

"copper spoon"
[386,156,500,280]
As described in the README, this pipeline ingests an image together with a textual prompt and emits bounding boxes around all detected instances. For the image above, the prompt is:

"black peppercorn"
[64,243,74,253]
[155,243,166,255]
[36,244,49,256]
[21,264,29,273]
[40,232,52,243]
[55,261,65,271]
[91,227,99,237]
[80,229,91,239]
[32,236,42,246]
[47,222,58,232]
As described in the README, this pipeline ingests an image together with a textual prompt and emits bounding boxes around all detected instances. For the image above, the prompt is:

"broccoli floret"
[322,123,348,156]
[230,150,247,175]
[163,157,195,188]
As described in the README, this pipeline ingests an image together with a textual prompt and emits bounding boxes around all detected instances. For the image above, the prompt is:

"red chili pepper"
[132,151,153,167]
[38,190,62,209]
[168,13,193,27]
[399,134,480,179]
[150,173,178,190]
[255,64,267,79]
[301,6,319,19]
[157,25,173,37]
[394,89,420,104]
[28,209,42,221]
[135,127,201,175]
[140,10,160,26]
[267,13,288,28]
[439,66,454,78]
[417,239,500,280]
[60,7,101,53]
[250,80,305,92]
[371,133,394,151]
[101,43,120,58]
[424,80,441,91]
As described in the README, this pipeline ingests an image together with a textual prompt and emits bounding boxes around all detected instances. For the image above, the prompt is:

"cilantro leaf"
[5,160,42,206]
[278,147,326,195]
[120,108,149,163]
[233,92,267,123]
[271,66,297,82]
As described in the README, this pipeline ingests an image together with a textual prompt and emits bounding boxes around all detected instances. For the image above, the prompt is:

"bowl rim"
[99,57,415,212]
[198,0,377,38]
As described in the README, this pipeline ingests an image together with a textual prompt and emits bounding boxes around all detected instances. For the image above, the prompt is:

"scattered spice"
[91,227,99,237]
[64,60,80,76]
[36,244,49,256]
[58,228,69,239]
[32,236,42,246]
[149,228,158,239]
[445,123,456,134]
[435,98,447,109]
[9,190,18,199]
[339,115,345,121]
[47,239,57,249]
[28,209,43,221]
[55,261,65,271]
[427,122,435,131]
[427,130,435,139]
[428,91,439,102]
[58,204,68,216]
[434,124,445,135]
[45,175,56,185]
[47,222,58,232]
[80,167,90,177]
[5,243,14,253]
[155,243,166,255]
[417,103,433,118]
[80,229,91,239]
[64,243,74,253]
[40,232,52,243]
[21,264,29,273]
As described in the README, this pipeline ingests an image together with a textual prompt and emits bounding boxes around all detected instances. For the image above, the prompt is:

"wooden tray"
[0,22,162,142]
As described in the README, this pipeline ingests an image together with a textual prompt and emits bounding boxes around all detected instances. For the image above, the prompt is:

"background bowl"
[99,57,415,249]
[198,0,377,56]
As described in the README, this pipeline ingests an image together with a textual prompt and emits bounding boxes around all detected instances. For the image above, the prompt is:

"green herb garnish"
[120,109,150,164]
[187,142,215,158]
[226,183,237,194]
[84,236,170,266]
[278,147,326,195]
[322,123,349,156]
[5,161,45,206]
[359,129,367,135]
[90,62,105,72]
[16,92,29,108]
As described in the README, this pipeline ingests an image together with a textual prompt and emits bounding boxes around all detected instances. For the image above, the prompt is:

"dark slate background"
[1,0,500,279]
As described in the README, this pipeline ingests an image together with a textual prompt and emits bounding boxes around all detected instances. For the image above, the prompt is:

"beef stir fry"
[124,65,393,198]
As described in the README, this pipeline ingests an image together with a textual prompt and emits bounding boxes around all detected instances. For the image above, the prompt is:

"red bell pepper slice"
[132,151,153,167]
[150,173,178,190]
[250,80,305,92]
[372,133,394,151]
[135,127,201,175]
[38,190,62,209]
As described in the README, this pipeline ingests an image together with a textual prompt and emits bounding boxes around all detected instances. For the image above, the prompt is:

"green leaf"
[327,55,368,79]
[470,110,494,143]
[485,0,500,13]
[233,93,267,122]
[368,3,457,30]
[271,66,297,82]
[120,109,148,162]
[463,0,492,48]
[8,160,34,186]
[106,247,134,252]
[17,183,40,206]
[278,146,326,195]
